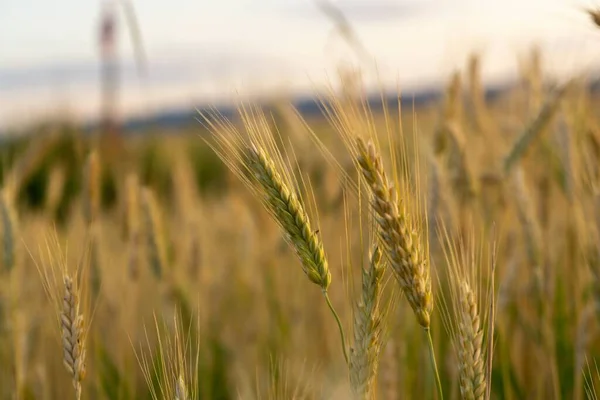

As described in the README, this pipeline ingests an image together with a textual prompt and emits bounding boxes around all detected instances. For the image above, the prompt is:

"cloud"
[273,0,439,23]
[0,45,286,92]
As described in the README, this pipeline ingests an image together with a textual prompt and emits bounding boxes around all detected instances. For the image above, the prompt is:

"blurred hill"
[89,75,600,135]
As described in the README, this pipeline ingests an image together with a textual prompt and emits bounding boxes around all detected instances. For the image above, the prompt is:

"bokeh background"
[1,1,600,400]
[2,0,599,131]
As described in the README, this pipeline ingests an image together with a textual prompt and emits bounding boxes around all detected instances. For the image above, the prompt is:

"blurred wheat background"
[2,0,600,399]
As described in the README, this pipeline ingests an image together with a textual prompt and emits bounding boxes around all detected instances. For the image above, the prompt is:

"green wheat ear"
[200,106,349,362]
[245,144,331,291]
[350,245,385,399]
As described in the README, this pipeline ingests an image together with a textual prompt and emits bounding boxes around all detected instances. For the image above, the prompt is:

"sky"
[0,0,599,128]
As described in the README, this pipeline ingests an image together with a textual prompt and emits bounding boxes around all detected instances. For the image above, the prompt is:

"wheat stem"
[324,291,349,365]
[426,329,444,400]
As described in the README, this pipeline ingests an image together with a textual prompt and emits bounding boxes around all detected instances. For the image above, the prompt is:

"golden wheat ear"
[355,137,432,329]
[438,226,495,400]
[316,89,443,397]
[61,275,86,400]
[34,233,88,400]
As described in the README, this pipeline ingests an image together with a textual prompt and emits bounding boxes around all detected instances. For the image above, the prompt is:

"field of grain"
[0,52,599,400]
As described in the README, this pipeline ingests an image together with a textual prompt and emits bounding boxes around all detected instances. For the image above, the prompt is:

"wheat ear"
[438,229,494,400]
[124,173,141,280]
[201,107,350,362]
[34,235,89,400]
[350,245,385,399]
[355,138,432,328]
[246,144,348,362]
[61,275,86,400]
[354,138,443,398]
[83,151,101,299]
[246,144,331,290]
[457,281,486,400]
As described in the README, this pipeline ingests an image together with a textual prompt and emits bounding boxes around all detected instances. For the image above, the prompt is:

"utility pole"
[99,1,120,155]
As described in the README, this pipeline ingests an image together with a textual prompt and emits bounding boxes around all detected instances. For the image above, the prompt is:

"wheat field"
[0,51,599,400]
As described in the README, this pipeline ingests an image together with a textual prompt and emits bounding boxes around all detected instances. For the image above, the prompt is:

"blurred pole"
[99,1,121,155]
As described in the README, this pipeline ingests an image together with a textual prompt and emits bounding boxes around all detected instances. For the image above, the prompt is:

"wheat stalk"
[124,173,141,280]
[245,143,351,363]
[510,168,543,282]
[45,165,66,214]
[503,82,569,174]
[83,151,102,300]
[0,190,18,273]
[140,187,168,280]
[200,106,350,362]
[83,150,101,225]
[467,53,491,134]
[443,121,476,204]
